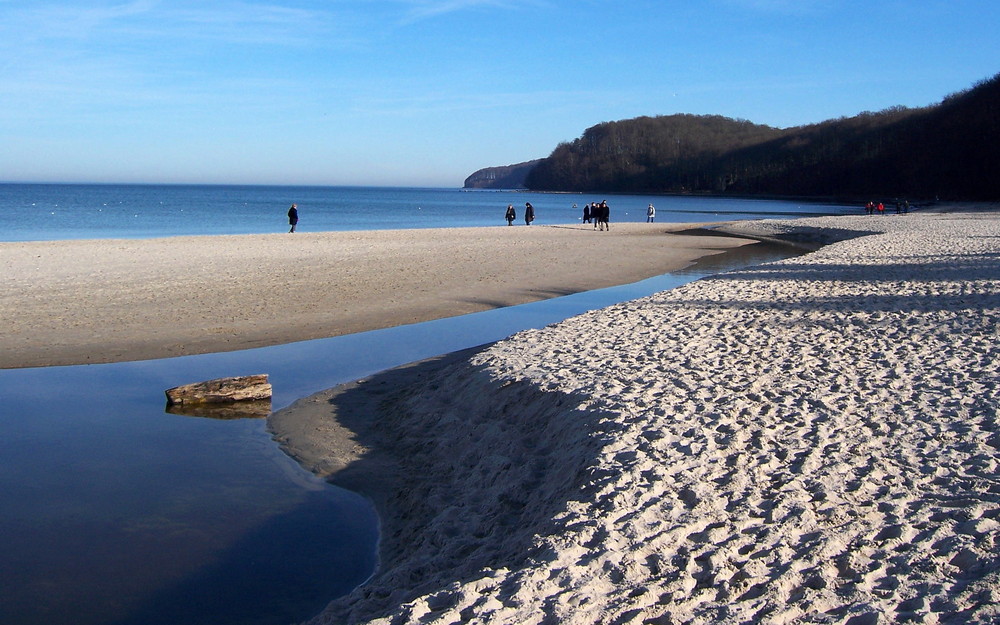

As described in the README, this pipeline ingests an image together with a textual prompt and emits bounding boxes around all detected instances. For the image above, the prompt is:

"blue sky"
[1,0,998,187]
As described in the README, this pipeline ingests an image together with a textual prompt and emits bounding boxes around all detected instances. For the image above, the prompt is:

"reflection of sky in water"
[0,241,797,625]
[0,365,378,625]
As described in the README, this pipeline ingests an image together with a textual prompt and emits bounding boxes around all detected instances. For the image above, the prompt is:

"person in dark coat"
[287,204,298,233]
[505,204,516,226]
[524,202,535,225]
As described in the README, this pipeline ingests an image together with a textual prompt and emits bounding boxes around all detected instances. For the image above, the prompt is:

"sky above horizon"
[1,1,998,188]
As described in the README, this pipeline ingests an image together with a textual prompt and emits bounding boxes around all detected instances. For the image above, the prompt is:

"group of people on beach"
[582,201,612,230]
[287,199,660,233]
[504,200,659,229]
[865,199,910,215]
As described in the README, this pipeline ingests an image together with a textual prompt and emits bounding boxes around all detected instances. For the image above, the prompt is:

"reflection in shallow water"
[165,399,272,420]
[0,239,800,625]
[0,367,377,625]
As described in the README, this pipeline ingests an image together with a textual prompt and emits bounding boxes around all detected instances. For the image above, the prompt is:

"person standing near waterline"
[647,203,655,223]
[287,204,298,233]
[597,200,610,231]
[524,202,535,226]
[505,205,516,226]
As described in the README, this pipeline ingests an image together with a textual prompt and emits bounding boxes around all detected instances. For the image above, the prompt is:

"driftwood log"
[165,374,272,406]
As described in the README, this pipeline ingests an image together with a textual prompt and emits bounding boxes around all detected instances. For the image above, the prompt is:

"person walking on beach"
[287,203,298,233]
[865,201,874,215]
[505,204,516,226]
[524,202,535,225]
[647,203,655,223]
[583,203,591,224]
[598,200,610,231]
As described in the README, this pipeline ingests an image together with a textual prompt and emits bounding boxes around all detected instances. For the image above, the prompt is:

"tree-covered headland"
[468,73,1000,201]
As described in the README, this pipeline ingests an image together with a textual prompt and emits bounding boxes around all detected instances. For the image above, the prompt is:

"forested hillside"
[524,115,783,193]
[519,73,1000,200]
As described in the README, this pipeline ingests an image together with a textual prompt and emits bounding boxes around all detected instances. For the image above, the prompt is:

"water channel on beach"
[0,240,800,625]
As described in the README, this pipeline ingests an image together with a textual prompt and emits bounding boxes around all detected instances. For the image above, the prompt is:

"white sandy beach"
[0,223,755,369]
[271,209,1000,624]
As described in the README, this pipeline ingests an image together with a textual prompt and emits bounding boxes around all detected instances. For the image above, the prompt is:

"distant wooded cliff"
[466,73,1000,201]
[463,160,542,190]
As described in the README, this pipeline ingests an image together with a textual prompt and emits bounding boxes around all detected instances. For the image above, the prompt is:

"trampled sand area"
[270,209,1000,624]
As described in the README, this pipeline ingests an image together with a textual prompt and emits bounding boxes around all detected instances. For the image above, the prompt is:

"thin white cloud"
[0,1,364,131]
[163,2,349,46]
[1,0,158,43]
[392,0,543,24]
[0,1,354,49]
[718,0,831,15]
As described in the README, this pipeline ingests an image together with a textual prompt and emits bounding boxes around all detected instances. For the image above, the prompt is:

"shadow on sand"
[269,230,1000,623]
[269,346,621,624]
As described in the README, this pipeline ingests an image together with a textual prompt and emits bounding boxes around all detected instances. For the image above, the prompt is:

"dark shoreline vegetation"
[465,72,1000,202]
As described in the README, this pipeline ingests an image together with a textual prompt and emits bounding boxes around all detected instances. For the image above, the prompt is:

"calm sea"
[0,183,852,241]
[0,183,830,625]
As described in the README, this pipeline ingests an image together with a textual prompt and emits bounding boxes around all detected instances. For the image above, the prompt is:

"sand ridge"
[273,210,1000,624]
[0,223,755,369]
